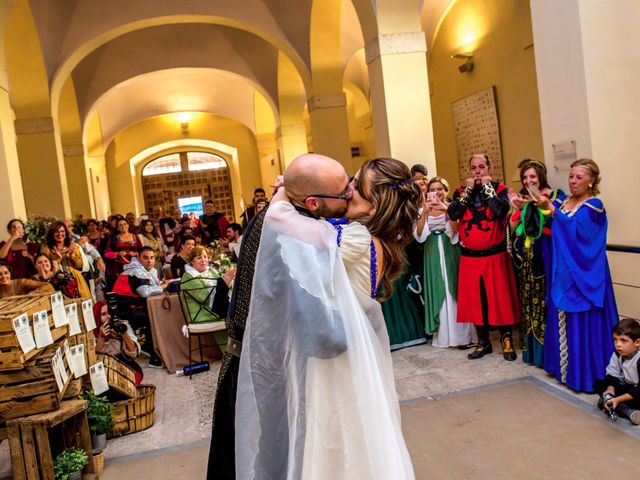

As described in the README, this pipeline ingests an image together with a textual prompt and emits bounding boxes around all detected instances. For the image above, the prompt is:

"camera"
[105,292,129,335]
[602,393,617,422]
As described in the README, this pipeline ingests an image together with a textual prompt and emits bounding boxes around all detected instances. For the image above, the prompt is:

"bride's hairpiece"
[391,178,412,190]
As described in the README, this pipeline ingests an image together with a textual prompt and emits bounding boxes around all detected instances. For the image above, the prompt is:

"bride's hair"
[356,157,421,299]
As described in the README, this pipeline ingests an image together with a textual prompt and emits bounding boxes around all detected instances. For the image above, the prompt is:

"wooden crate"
[6,399,95,480]
[109,384,156,438]
[0,339,72,421]
[96,353,137,398]
[0,294,68,371]
[62,378,83,399]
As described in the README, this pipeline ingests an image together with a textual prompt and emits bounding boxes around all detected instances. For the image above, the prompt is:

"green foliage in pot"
[53,448,88,480]
[82,390,115,435]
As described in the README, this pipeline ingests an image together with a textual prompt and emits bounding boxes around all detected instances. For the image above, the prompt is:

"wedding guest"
[0,219,37,278]
[0,264,53,299]
[509,159,563,367]
[536,158,619,392]
[104,216,142,289]
[32,252,85,299]
[137,219,167,273]
[40,221,91,298]
[447,154,520,361]
[415,177,476,348]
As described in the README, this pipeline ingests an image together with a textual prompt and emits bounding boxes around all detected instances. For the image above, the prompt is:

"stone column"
[366,31,437,174]
[63,144,94,218]
[0,78,26,225]
[307,93,353,173]
[276,123,308,168]
[14,116,70,218]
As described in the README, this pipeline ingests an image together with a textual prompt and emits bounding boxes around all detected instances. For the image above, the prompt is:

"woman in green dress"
[414,177,476,348]
[378,165,430,350]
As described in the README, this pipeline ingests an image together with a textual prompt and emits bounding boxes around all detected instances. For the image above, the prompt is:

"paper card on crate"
[51,292,69,328]
[52,353,64,392]
[71,344,87,378]
[12,313,36,354]
[55,347,69,385]
[81,299,97,331]
[90,362,109,395]
[66,303,82,335]
[33,310,54,348]
[63,339,73,374]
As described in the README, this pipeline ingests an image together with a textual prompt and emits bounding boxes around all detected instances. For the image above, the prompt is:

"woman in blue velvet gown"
[537,159,618,392]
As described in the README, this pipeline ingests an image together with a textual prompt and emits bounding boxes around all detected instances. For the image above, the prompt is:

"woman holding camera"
[93,300,142,383]
[508,159,563,368]
[32,252,85,299]
[415,177,476,348]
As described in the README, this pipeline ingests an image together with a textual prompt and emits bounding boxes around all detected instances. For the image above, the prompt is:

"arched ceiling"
[26,0,314,94]
[92,68,265,147]
[71,23,280,123]
[10,0,452,152]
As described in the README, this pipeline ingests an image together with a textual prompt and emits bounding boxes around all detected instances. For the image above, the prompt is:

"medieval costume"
[380,239,427,350]
[448,182,520,358]
[510,189,562,367]
[235,201,414,480]
[543,196,618,392]
[103,234,143,290]
[415,209,476,348]
[207,207,267,480]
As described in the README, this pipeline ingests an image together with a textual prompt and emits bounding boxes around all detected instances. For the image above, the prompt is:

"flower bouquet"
[24,214,58,244]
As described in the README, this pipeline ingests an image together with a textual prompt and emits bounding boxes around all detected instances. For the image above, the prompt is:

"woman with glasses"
[39,221,91,298]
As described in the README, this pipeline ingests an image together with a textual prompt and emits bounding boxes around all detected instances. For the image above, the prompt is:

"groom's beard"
[316,201,348,220]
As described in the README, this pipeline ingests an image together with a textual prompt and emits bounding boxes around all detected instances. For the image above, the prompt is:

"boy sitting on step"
[594,318,640,425]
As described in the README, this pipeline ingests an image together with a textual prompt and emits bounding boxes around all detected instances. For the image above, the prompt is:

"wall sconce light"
[176,112,191,136]
[452,53,474,73]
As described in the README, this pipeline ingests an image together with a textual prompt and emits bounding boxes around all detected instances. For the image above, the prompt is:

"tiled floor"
[0,334,598,479]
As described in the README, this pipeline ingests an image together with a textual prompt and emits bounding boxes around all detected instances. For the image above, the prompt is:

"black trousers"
[120,308,154,354]
[593,379,640,409]
[475,277,512,345]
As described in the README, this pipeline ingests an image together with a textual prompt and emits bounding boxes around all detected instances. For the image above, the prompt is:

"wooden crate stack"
[0,294,75,421]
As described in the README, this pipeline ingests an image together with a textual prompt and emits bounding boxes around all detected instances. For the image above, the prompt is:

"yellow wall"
[105,114,261,221]
[427,0,543,188]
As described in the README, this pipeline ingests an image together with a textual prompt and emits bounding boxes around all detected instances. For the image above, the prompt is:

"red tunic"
[450,184,520,326]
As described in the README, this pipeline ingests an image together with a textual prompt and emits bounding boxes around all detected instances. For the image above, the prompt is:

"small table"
[147,294,220,373]
[7,399,95,480]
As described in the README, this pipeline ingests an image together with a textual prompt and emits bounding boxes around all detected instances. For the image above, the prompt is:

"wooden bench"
[7,399,96,480]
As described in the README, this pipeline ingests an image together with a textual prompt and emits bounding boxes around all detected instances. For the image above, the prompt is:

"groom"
[207,153,351,480]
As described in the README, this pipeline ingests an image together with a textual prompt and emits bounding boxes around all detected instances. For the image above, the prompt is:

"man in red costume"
[448,154,520,360]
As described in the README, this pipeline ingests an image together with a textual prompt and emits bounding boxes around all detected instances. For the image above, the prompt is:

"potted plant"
[53,448,88,480]
[82,390,114,453]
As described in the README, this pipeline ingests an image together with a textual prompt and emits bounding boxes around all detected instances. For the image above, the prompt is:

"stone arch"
[49,15,313,119]
[129,140,242,219]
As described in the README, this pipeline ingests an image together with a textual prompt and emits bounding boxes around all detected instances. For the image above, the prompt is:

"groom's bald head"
[284,154,349,218]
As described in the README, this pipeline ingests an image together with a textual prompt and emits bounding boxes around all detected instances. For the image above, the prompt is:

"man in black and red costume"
[448,154,520,361]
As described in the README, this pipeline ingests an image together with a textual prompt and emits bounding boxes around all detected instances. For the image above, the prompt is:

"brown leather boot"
[501,333,517,361]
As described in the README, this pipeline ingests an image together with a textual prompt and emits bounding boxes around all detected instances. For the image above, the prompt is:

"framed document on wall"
[452,86,504,182]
